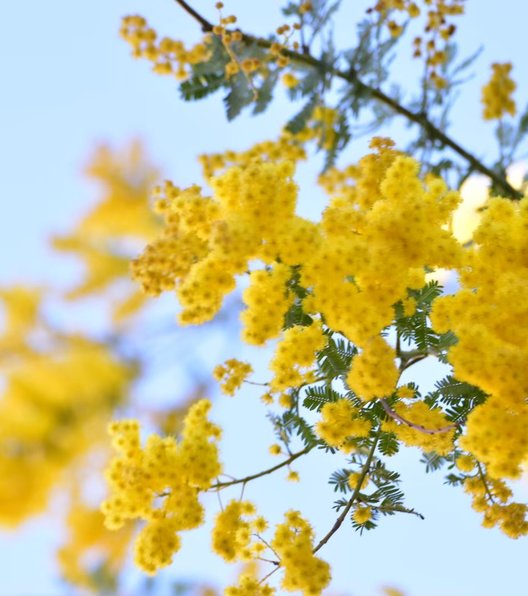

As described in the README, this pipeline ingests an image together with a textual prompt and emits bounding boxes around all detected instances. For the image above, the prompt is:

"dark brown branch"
[173,0,213,32]
[172,0,522,199]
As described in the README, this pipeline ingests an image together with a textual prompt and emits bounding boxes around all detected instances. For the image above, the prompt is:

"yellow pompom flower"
[101,399,222,574]
[212,500,256,562]
[57,500,132,589]
[353,506,372,524]
[271,510,331,594]
[241,264,293,345]
[269,444,282,456]
[455,454,475,473]
[482,62,516,120]
[213,359,253,396]
[269,321,326,392]
[282,72,299,88]
[347,336,399,400]
[120,15,211,80]
[225,575,276,596]
[348,472,369,491]
[397,385,416,399]
[0,342,132,527]
[316,399,371,449]
[382,402,455,455]
[459,398,528,479]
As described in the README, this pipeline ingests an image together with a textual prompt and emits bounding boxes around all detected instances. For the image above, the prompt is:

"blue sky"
[1,1,528,594]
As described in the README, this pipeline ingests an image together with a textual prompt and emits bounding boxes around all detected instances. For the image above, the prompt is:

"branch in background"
[172,0,522,199]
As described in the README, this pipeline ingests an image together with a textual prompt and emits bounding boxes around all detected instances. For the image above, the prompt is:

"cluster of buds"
[369,0,465,89]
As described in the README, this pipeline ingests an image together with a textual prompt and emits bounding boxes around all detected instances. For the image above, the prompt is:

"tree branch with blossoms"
[210,445,313,490]
[313,428,381,554]
[172,0,521,198]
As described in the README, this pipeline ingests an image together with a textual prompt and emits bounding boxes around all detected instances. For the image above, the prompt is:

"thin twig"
[258,564,281,586]
[172,0,522,199]
[313,428,381,554]
[257,556,280,566]
[210,445,312,490]
[244,380,270,387]
[476,461,496,504]
[374,504,425,520]
[380,399,457,435]
[254,533,281,562]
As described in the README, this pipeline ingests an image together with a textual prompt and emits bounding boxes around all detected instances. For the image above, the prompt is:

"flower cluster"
[382,401,455,455]
[120,15,211,79]
[347,335,399,401]
[52,141,160,321]
[101,399,221,574]
[269,321,326,392]
[198,133,307,179]
[214,359,253,396]
[315,399,372,451]
[132,160,304,330]
[124,133,528,560]
[57,500,132,589]
[198,106,340,180]
[371,0,464,88]
[138,138,464,402]
[225,576,275,596]
[431,197,528,478]
[0,286,41,355]
[241,264,294,345]
[211,4,266,80]
[0,338,131,526]
[271,510,331,594]
[481,62,516,120]
[212,499,257,561]
[303,142,462,399]
[464,475,528,538]
[212,0,310,81]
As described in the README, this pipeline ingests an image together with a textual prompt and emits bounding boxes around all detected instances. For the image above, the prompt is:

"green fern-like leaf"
[444,473,465,486]
[421,451,448,473]
[377,431,400,457]
[425,375,487,423]
[351,518,377,534]
[410,280,443,308]
[253,68,279,115]
[329,468,352,493]
[285,95,319,134]
[282,411,319,447]
[284,301,313,329]
[303,384,341,411]
[180,72,225,101]
[316,335,356,378]
[223,73,255,121]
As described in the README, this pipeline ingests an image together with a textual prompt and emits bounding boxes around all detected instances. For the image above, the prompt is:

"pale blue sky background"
[1,1,527,595]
